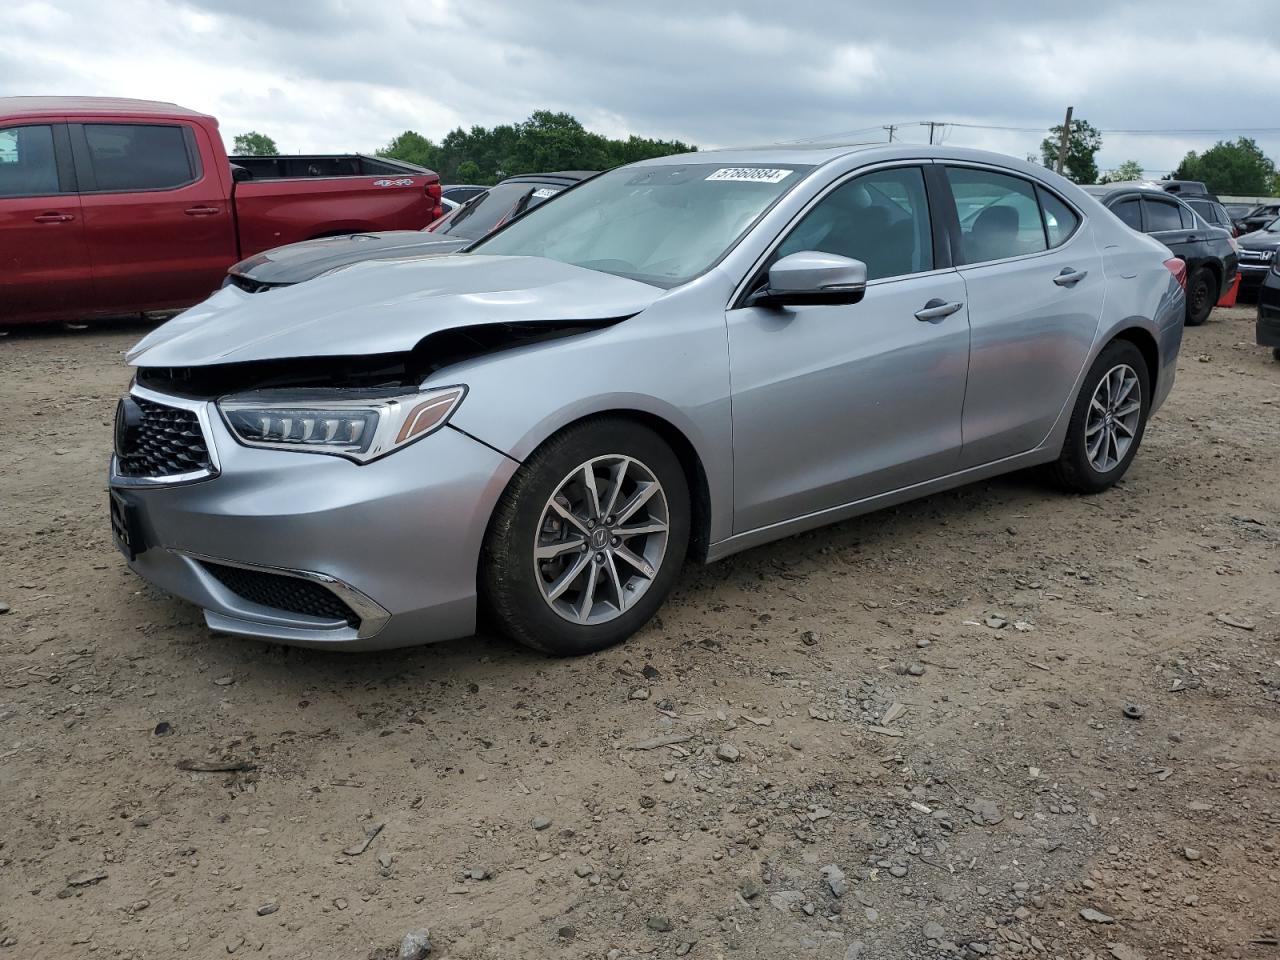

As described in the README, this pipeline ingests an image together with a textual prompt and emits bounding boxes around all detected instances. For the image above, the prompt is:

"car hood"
[230,231,471,285]
[1238,229,1280,251]
[126,255,664,367]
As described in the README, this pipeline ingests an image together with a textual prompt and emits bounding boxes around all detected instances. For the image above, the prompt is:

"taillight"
[1163,257,1187,290]
[425,181,443,222]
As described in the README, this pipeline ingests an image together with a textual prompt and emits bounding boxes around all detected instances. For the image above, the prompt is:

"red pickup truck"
[0,97,442,326]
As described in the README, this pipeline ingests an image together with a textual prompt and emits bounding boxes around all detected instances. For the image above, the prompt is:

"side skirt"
[704,446,1058,563]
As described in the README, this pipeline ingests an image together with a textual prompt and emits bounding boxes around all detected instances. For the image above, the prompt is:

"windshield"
[471,161,814,286]
[424,181,569,241]
[1265,217,1280,234]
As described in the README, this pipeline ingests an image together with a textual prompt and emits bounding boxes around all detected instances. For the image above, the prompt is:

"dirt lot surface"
[1,306,1278,960]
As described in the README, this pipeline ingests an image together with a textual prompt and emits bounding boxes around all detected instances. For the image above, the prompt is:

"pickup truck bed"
[0,96,442,326]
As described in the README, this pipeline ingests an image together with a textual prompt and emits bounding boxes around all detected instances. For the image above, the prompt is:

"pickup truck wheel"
[481,418,690,656]
[1050,340,1150,494]
[1184,268,1214,326]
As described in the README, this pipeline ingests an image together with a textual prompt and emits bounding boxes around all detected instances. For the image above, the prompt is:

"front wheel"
[481,418,690,655]
[1184,268,1214,326]
[1050,340,1151,494]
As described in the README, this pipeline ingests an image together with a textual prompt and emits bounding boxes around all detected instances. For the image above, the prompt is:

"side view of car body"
[1083,183,1237,325]
[111,144,1185,654]
[0,97,441,326]
[224,171,595,292]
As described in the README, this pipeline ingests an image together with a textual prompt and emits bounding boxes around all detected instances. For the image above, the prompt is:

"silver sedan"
[111,144,1186,653]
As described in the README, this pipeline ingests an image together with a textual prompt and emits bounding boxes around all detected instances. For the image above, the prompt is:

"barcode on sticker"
[531,187,560,199]
[706,168,793,184]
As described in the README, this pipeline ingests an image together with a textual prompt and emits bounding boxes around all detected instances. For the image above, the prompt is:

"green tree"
[1040,119,1102,184]
[378,111,694,184]
[1099,160,1144,184]
[377,130,440,171]
[232,131,278,156]
[1173,138,1278,195]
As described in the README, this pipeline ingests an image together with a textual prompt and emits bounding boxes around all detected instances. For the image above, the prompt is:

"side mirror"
[748,251,868,308]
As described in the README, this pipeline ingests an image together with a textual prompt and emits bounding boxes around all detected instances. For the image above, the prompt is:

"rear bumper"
[109,399,518,651]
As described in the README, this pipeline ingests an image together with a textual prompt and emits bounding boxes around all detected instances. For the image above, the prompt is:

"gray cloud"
[2,0,1278,177]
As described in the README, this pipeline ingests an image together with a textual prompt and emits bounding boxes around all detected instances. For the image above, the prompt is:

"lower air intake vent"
[201,562,359,627]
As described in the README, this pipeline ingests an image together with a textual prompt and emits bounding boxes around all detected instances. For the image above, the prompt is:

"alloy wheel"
[533,455,670,625]
[1085,363,1142,473]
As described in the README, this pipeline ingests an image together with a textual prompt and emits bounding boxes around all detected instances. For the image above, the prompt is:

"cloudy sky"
[3,0,1279,177]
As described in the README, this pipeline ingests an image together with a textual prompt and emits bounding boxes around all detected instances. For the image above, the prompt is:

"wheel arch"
[1110,325,1160,397]
[496,407,716,564]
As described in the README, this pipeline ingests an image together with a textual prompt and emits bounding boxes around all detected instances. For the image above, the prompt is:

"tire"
[1184,268,1214,326]
[1273,347,1280,363]
[1050,339,1151,494]
[481,417,690,656]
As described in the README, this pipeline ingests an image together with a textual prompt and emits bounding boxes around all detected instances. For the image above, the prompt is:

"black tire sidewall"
[1186,269,1213,326]
[1057,340,1151,493]
[481,419,691,656]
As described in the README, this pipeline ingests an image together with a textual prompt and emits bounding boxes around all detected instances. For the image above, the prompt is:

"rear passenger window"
[1178,204,1197,229]
[946,167,1046,264]
[0,125,60,198]
[775,166,933,281]
[1143,199,1182,233]
[1037,187,1079,248]
[83,124,196,191]
[1112,198,1143,230]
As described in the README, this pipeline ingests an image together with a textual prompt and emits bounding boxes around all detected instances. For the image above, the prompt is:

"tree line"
[236,111,1279,196]
[376,111,695,185]
[1038,118,1279,195]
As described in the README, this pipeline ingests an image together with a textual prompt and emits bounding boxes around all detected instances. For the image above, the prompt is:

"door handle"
[914,299,964,322]
[1053,268,1088,287]
[184,206,221,216]
[34,212,74,223]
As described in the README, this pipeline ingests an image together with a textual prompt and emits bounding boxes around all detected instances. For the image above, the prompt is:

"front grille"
[201,561,360,627]
[116,397,213,479]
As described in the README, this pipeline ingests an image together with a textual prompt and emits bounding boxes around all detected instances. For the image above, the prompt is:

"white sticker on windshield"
[531,187,560,199]
[706,167,793,184]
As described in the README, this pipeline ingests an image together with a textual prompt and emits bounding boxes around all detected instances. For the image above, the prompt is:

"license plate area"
[109,490,145,560]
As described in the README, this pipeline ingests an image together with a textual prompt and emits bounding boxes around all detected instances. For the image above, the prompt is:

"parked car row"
[109,144,1187,655]
[1082,182,1237,326]
[0,97,443,327]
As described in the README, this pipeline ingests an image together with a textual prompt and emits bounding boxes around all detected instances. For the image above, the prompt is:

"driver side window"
[775,166,934,281]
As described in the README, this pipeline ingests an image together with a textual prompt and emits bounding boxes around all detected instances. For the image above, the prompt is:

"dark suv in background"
[1084,183,1238,326]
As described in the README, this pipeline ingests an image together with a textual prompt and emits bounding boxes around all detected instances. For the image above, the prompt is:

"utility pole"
[1055,105,1073,175]
[883,124,897,143]
[920,121,944,145]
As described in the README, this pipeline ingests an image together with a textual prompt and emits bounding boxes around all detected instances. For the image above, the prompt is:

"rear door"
[727,163,971,532]
[941,164,1104,467]
[0,122,94,324]
[71,120,235,313]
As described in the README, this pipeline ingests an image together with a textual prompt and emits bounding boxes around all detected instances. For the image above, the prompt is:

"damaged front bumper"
[108,386,518,650]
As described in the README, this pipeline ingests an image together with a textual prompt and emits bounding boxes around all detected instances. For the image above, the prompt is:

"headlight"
[218,385,465,463]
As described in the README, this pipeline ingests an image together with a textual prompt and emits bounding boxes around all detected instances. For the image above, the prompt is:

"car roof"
[633,143,1077,182]
[1081,182,1190,201]
[0,96,211,121]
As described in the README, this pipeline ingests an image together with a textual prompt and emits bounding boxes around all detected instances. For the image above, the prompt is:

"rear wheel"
[1050,340,1151,494]
[1185,268,1214,326]
[481,418,690,655]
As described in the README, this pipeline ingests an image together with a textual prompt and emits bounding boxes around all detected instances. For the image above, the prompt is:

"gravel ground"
[1,306,1277,960]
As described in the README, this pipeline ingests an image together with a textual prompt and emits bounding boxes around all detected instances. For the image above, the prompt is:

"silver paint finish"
[113,143,1186,649]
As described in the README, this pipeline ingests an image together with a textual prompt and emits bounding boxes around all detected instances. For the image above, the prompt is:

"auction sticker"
[706,168,793,183]
[531,187,561,199]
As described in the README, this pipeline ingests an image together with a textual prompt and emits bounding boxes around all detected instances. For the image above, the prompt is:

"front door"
[727,164,971,534]
[0,122,94,324]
